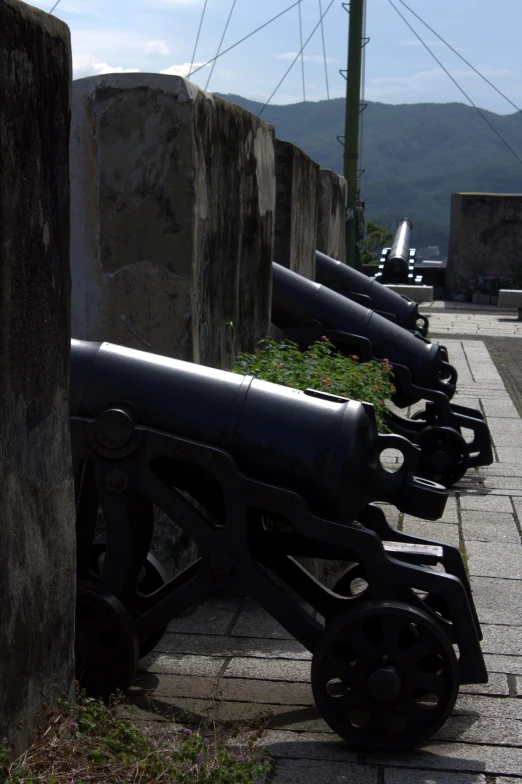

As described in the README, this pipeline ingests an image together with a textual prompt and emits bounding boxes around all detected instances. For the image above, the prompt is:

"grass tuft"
[1,691,270,784]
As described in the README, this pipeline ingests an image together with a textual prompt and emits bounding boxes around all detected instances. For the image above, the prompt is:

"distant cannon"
[272,262,493,486]
[315,249,429,335]
[375,218,419,285]
[70,338,486,752]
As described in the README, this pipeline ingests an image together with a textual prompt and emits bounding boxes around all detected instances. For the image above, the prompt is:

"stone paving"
[423,301,522,339]
[128,316,522,783]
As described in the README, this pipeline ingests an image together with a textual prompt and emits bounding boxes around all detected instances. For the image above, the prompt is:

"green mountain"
[217,94,522,254]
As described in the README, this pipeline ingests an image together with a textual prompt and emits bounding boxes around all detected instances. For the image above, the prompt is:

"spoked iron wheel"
[311,600,458,751]
[89,543,169,658]
[75,582,139,702]
[416,427,469,487]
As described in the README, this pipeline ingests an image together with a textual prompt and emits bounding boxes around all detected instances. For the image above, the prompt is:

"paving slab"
[273,759,378,784]
[384,771,486,784]
[224,657,311,682]
[461,514,520,544]
[459,495,514,513]
[466,541,522,578]
[153,633,312,660]
[366,742,522,777]
[480,625,522,657]
[483,653,522,676]
[402,519,460,547]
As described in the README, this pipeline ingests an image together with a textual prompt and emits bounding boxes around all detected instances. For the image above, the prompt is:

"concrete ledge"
[383,284,434,303]
[499,289,522,308]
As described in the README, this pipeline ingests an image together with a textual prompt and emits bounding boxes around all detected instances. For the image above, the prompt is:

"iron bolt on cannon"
[315,249,429,336]
[272,262,493,487]
[70,339,486,752]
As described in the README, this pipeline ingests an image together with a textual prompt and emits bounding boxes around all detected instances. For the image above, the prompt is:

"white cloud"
[273,52,338,63]
[144,40,171,55]
[160,61,209,77]
[73,53,140,78]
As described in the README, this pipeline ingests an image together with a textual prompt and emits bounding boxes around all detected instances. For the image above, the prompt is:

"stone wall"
[446,192,522,295]
[316,169,347,262]
[273,139,320,280]
[70,73,275,369]
[0,0,76,754]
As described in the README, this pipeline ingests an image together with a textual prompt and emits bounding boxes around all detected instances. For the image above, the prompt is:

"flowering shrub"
[233,336,395,433]
[470,274,515,296]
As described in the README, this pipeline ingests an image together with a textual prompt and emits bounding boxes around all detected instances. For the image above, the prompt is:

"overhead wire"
[318,0,335,170]
[258,0,336,118]
[48,0,62,13]
[387,0,522,168]
[189,1,303,78]
[298,1,308,154]
[188,0,209,79]
[205,0,238,90]
[396,0,522,115]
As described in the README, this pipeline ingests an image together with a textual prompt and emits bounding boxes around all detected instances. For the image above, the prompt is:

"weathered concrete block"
[316,169,347,262]
[70,73,275,369]
[446,192,522,295]
[273,139,320,280]
[0,0,76,754]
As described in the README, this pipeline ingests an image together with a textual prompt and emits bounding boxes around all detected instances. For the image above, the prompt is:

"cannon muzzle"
[70,339,447,522]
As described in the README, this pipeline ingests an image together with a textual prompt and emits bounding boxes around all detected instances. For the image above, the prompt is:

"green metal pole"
[344,0,365,270]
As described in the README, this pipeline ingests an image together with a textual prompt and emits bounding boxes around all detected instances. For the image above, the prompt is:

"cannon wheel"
[89,543,169,658]
[75,582,139,702]
[416,427,469,487]
[311,600,458,751]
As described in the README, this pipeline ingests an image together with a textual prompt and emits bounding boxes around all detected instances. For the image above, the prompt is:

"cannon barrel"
[272,262,456,402]
[70,339,447,522]
[315,250,428,334]
[388,218,413,266]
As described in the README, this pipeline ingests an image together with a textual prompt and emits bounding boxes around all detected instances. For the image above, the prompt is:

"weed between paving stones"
[0,691,270,784]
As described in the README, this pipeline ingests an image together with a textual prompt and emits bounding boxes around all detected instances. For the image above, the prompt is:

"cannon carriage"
[71,339,486,752]
[272,262,493,487]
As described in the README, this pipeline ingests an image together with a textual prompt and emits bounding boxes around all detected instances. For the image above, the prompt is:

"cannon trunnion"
[71,339,486,752]
[271,263,493,486]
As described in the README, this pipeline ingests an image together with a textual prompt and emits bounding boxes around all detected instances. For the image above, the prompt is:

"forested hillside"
[217,94,522,253]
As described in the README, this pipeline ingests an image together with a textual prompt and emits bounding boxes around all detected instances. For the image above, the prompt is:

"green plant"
[357,219,394,265]
[1,694,270,784]
[233,336,395,433]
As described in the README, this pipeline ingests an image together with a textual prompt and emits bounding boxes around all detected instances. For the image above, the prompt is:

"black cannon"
[272,262,493,486]
[315,249,429,336]
[375,218,417,285]
[70,338,486,752]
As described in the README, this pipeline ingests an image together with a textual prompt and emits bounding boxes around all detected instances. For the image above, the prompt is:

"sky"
[29,0,522,115]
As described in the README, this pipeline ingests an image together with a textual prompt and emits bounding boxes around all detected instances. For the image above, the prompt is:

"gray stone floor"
[131,330,522,783]
[423,301,522,338]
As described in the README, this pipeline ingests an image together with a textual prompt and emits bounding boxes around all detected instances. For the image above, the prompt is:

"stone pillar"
[316,169,347,262]
[0,0,76,754]
[446,192,522,296]
[273,139,320,280]
[70,74,275,370]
